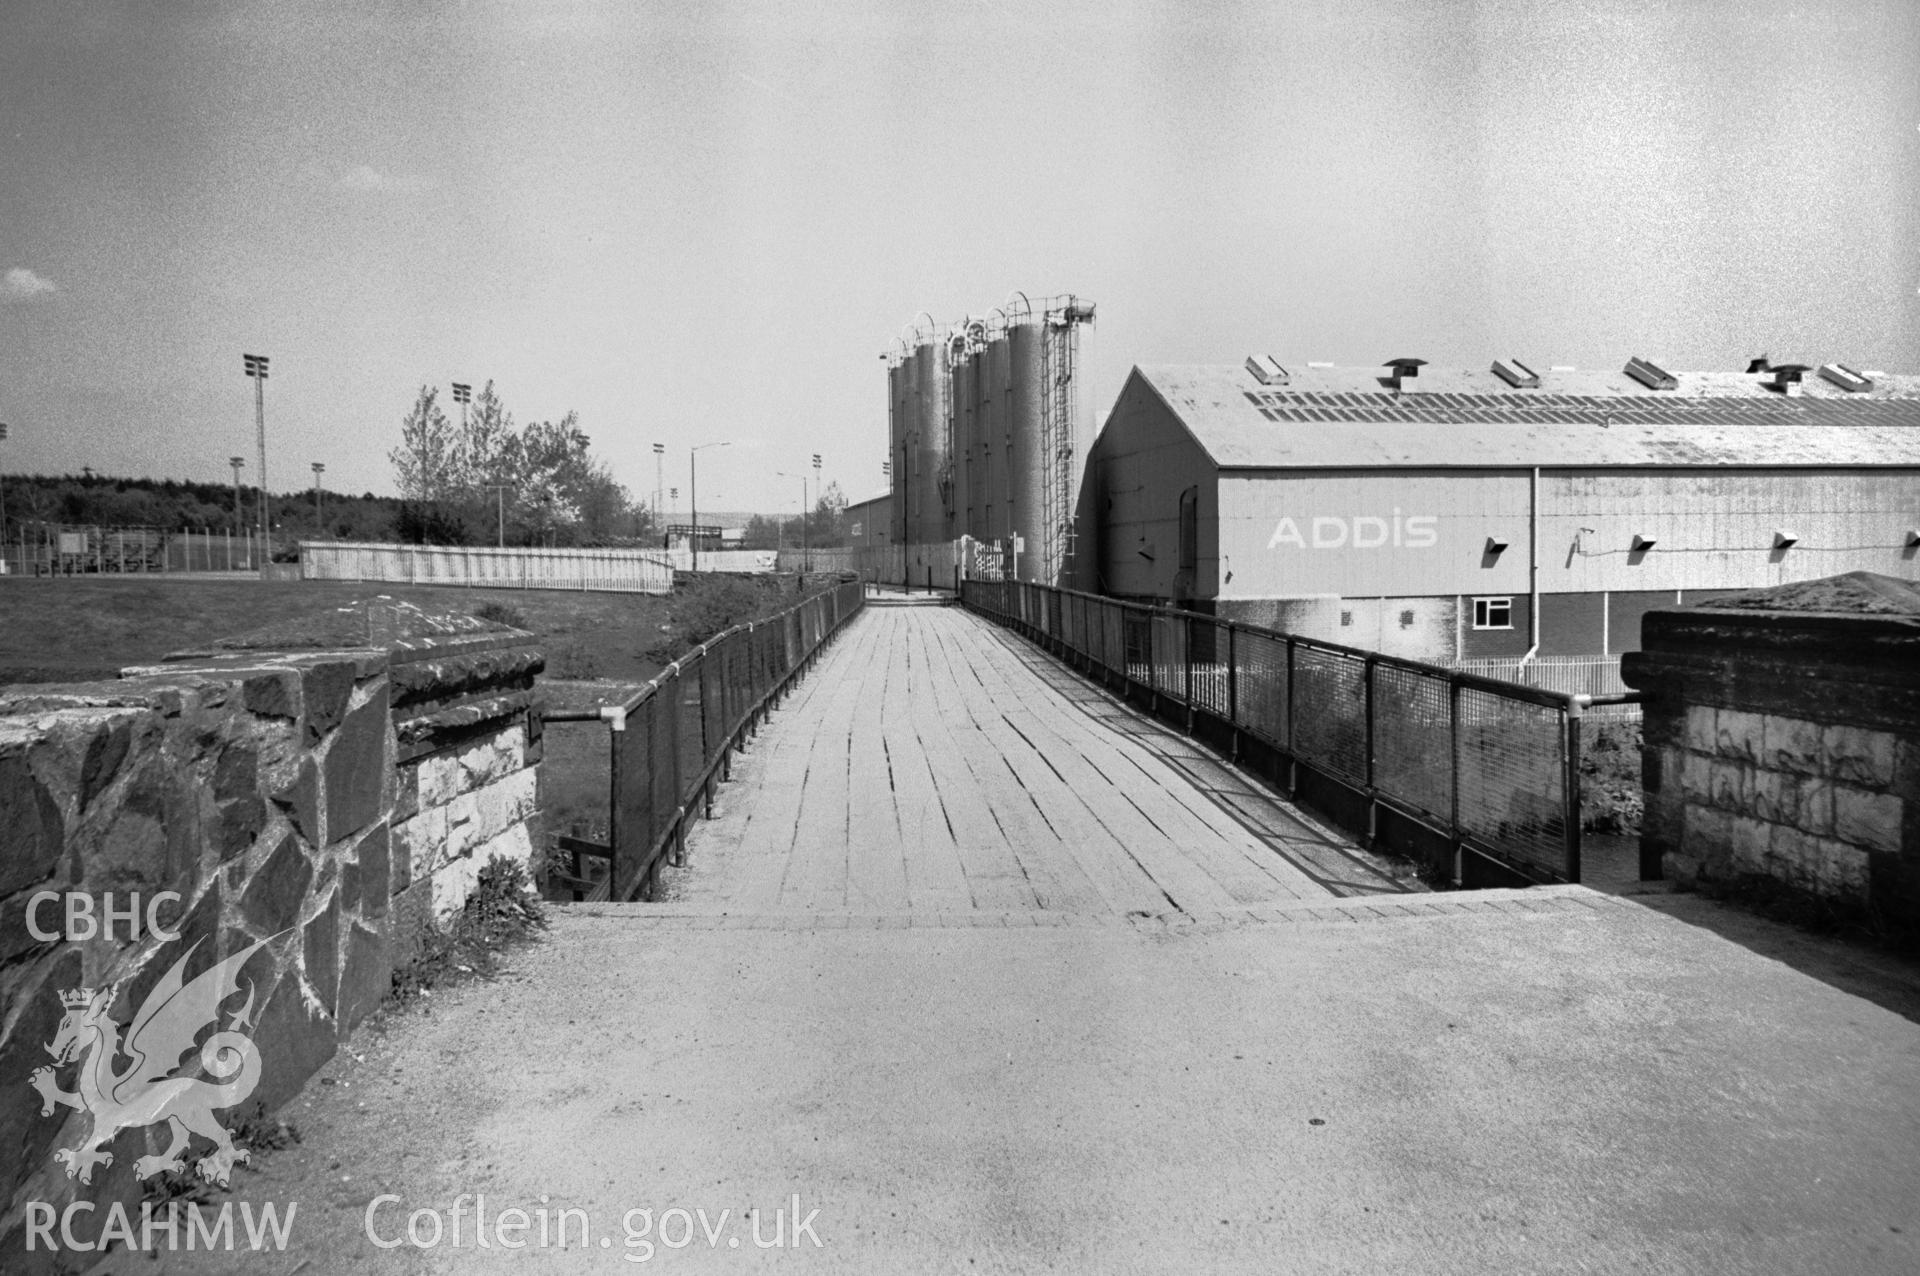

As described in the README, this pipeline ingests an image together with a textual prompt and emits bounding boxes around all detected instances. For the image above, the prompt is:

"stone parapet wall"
[0,622,542,1259]
[387,633,545,954]
[1623,572,1920,919]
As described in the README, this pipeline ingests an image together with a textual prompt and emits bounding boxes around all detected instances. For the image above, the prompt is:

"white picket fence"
[300,542,674,594]
[1446,655,1639,718]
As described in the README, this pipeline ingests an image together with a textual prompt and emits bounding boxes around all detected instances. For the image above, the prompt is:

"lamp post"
[311,462,325,530]
[451,382,471,433]
[482,483,511,547]
[0,422,9,575]
[811,452,822,574]
[242,353,270,576]
[690,442,731,572]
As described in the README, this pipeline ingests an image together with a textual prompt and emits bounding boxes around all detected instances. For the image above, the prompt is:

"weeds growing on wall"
[138,1102,302,1210]
[390,854,549,1006]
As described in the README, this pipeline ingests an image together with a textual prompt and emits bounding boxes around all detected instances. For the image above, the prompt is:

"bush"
[644,575,770,665]
[473,600,528,629]
[1581,722,1645,833]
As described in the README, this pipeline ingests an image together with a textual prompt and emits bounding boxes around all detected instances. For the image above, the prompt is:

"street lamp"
[242,353,270,575]
[690,442,731,572]
[482,483,511,547]
[812,453,822,574]
[311,462,325,529]
[777,470,808,573]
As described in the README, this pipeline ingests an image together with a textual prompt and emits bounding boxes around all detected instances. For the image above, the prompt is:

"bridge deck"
[676,605,1409,915]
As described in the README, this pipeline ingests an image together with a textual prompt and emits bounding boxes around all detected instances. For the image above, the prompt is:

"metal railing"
[962,579,1640,886]
[544,581,866,901]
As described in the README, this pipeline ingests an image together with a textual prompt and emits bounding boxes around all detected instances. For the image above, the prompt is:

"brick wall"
[1622,572,1920,918]
[0,624,541,1260]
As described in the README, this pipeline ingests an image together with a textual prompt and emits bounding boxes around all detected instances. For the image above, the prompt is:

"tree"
[806,480,848,548]
[741,513,781,550]
[389,386,457,504]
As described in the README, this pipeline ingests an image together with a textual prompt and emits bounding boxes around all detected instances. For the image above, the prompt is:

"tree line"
[389,381,649,546]
[0,473,401,543]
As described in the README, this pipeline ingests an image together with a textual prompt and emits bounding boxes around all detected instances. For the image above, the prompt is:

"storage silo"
[983,326,1012,543]
[910,335,952,545]
[951,330,977,542]
[886,347,909,548]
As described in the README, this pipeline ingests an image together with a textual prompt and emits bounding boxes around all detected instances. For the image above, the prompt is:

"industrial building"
[884,294,1096,584]
[1079,357,1920,663]
[845,492,891,554]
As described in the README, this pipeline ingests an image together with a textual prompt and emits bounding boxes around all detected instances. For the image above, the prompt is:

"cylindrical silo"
[911,337,951,546]
[1008,318,1047,580]
[887,354,908,549]
[952,336,976,543]
[985,329,1012,540]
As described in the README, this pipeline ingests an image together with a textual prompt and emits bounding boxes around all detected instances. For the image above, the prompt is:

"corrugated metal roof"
[1135,364,1920,469]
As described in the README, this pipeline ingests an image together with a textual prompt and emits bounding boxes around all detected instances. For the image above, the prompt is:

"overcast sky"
[2,0,1915,513]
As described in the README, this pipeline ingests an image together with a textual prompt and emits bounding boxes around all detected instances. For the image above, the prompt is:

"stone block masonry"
[0,615,542,1258]
[1623,572,1920,922]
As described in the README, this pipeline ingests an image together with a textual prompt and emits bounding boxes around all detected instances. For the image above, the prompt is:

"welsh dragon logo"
[29,934,279,1188]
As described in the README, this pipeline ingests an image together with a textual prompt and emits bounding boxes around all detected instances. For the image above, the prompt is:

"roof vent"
[1383,357,1426,394]
[1245,355,1290,386]
[1624,357,1677,390]
[1773,529,1799,548]
[1818,362,1875,393]
[1632,533,1658,552]
[1491,359,1540,389]
[1766,364,1811,396]
[1745,355,1772,374]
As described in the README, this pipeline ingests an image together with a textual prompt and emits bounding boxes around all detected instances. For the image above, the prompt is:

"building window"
[1339,609,1354,627]
[1399,609,1415,628]
[1472,597,1513,630]
[1177,487,1198,573]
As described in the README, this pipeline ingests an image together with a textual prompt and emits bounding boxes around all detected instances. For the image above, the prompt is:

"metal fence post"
[1284,636,1297,795]
[1184,613,1195,733]
[668,667,687,871]
[1227,624,1240,762]
[1449,677,1463,884]
[1565,697,1584,884]
[1364,654,1377,846]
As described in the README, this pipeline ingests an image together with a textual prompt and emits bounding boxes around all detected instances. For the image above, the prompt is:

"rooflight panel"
[1624,357,1678,390]
[1818,362,1874,393]
[1491,359,1540,389]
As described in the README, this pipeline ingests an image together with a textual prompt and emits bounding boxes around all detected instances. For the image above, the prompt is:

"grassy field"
[0,577,693,684]
[0,572,835,874]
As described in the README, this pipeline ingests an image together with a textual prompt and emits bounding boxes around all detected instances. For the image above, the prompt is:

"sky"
[2,0,1916,516]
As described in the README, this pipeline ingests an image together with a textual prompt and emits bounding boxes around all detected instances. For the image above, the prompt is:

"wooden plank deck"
[676,605,1410,916]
